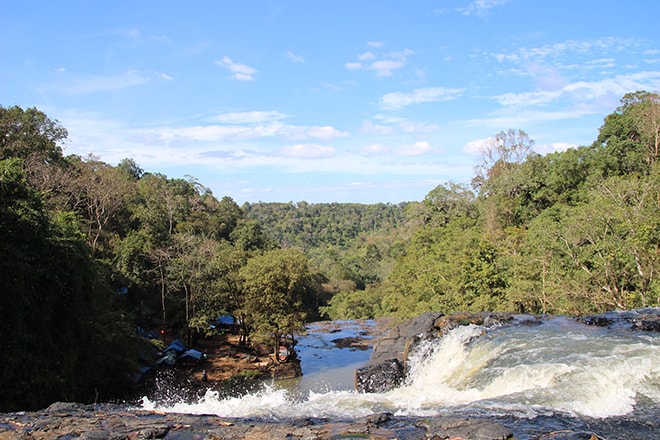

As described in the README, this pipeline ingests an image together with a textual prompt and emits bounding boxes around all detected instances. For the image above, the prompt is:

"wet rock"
[356,312,517,394]
[369,312,443,366]
[632,313,660,332]
[417,416,513,440]
[577,308,660,332]
[578,315,613,327]
[433,312,514,334]
[270,358,302,379]
[0,407,449,439]
[355,358,405,393]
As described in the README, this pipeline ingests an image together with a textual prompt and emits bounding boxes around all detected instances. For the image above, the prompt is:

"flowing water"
[140,313,659,434]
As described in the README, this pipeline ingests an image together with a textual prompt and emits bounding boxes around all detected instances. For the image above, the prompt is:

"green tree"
[472,129,535,234]
[237,248,317,351]
[168,233,222,344]
[592,91,659,177]
[0,159,139,411]
[0,106,67,163]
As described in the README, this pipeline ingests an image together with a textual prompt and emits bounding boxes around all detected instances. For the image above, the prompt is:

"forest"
[1,91,658,411]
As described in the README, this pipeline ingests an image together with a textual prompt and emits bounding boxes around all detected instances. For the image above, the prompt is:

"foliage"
[2,92,659,408]
[324,93,660,319]
[0,159,139,411]
[237,248,321,350]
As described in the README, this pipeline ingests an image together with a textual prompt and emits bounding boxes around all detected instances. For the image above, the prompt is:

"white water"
[140,317,660,420]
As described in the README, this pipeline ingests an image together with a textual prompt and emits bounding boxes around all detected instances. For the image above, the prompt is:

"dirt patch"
[155,318,394,384]
[190,333,274,383]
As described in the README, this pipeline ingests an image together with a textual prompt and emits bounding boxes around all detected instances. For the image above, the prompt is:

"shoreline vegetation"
[1,91,659,411]
[1,311,658,439]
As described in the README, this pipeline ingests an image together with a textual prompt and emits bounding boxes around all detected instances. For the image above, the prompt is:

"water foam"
[140,318,660,420]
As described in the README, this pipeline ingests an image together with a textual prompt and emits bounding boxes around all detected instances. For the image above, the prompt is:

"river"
[140,313,660,437]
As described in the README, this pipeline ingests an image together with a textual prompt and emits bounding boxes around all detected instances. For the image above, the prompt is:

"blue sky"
[2,1,659,204]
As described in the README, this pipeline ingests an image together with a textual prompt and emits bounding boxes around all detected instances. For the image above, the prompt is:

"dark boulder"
[356,312,518,394]
[632,313,660,332]
[354,358,405,393]
[368,312,443,366]
[271,358,302,379]
[417,416,513,440]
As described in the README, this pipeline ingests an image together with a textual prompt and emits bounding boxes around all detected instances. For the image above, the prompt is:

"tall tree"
[0,159,139,411]
[472,129,535,235]
[0,106,67,163]
[237,248,316,351]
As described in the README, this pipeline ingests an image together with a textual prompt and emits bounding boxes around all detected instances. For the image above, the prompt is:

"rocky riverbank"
[1,310,658,439]
[0,401,619,439]
[356,309,660,393]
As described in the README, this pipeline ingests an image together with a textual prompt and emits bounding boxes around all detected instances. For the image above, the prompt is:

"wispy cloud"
[494,71,660,110]
[345,47,414,77]
[50,70,152,94]
[458,0,511,17]
[278,144,335,158]
[379,86,463,110]
[287,51,304,63]
[491,38,638,66]
[151,118,349,144]
[211,111,288,124]
[360,120,393,135]
[463,137,492,155]
[397,141,434,156]
[215,56,257,81]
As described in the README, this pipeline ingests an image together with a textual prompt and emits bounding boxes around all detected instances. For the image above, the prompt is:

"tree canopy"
[1,92,659,409]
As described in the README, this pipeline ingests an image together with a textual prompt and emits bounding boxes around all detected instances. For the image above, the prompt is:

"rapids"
[140,314,659,424]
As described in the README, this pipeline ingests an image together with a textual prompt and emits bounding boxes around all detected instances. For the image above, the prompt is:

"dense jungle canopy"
[1,91,659,411]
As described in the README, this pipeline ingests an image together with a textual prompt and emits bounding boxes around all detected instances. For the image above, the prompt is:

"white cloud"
[495,90,562,107]
[563,71,660,100]
[160,72,174,81]
[287,51,304,63]
[361,120,393,135]
[345,46,414,77]
[52,70,152,94]
[534,142,577,154]
[361,144,389,155]
[358,51,376,61]
[149,118,348,143]
[371,60,405,77]
[491,38,638,69]
[458,0,511,17]
[397,141,433,156]
[493,71,660,112]
[463,109,595,129]
[305,126,349,140]
[278,144,335,158]
[463,137,492,155]
[379,86,463,110]
[212,111,288,124]
[215,56,257,81]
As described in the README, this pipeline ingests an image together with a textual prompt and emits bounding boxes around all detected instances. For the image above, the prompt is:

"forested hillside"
[0,106,323,411]
[321,92,660,319]
[1,91,658,410]
[243,201,409,249]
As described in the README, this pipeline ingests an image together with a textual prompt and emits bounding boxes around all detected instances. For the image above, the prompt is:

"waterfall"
[140,315,660,421]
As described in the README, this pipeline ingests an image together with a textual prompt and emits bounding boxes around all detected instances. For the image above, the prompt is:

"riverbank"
[0,401,630,439]
[146,318,393,388]
[2,312,657,439]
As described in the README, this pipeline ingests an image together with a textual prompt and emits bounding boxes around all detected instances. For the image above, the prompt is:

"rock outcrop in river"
[355,309,660,393]
[1,309,658,440]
